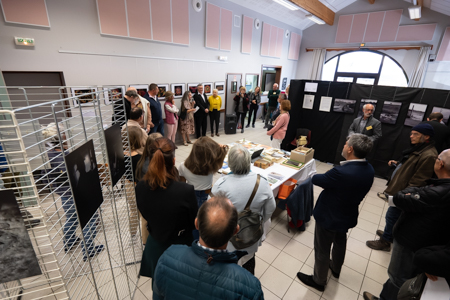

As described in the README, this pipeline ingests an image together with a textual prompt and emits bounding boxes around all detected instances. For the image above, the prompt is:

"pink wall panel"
[261,23,271,56]
[437,27,450,61]
[269,25,278,57]
[288,33,301,60]
[335,15,353,43]
[172,0,190,45]
[379,9,402,42]
[1,0,49,27]
[151,0,172,42]
[276,27,284,58]
[126,0,151,39]
[242,16,253,54]
[364,11,385,42]
[296,33,302,60]
[220,8,232,51]
[349,13,368,43]
[396,24,436,41]
[205,3,220,49]
[97,0,128,36]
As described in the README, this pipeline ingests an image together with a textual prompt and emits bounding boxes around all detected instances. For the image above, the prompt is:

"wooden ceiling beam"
[289,0,335,26]
[368,0,375,4]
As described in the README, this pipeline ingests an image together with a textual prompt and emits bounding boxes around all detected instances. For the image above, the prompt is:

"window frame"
[325,49,408,86]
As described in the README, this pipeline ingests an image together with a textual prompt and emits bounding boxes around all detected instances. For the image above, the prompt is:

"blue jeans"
[150,119,165,136]
[381,206,402,243]
[61,196,98,255]
[380,240,418,300]
[192,190,209,240]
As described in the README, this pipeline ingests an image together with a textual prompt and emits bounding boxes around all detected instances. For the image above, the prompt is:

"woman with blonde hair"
[164,91,179,143]
[233,86,249,133]
[267,100,291,149]
[246,86,261,128]
[136,137,197,279]
[208,89,222,137]
[179,91,196,146]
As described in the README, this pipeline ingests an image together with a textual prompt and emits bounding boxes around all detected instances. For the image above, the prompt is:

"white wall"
[0,0,301,91]
[296,0,450,90]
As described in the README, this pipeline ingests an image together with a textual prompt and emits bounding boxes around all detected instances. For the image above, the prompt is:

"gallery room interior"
[0,0,449,299]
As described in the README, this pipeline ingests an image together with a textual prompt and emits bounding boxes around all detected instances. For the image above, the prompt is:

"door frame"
[225,73,243,114]
[261,65,282,91]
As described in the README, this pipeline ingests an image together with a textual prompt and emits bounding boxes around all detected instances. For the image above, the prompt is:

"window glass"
[356,78,375,85]
[337,51,383,73]
[378,57,408,87]
[337,77,353,82]
[322,56,338,81]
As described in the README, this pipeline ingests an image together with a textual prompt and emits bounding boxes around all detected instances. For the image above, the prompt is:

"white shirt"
[179,162,213,191]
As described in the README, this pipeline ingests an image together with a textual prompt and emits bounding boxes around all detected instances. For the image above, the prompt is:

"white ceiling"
[226,0,450,31]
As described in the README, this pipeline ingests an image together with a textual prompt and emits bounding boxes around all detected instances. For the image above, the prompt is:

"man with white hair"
[363,149,450,300]
[348,104,382,142]
[211,144,276,274]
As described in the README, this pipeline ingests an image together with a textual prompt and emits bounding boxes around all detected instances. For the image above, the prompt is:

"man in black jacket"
[363,149,450,300]
[422,112,450,153]
[193,84,210,138]
[143,83,164,136]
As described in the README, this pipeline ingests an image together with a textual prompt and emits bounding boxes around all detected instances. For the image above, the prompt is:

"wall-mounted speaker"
[192,0,202,12]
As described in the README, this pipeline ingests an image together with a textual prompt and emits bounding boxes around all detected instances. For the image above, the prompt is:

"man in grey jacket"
[348,104,382,142]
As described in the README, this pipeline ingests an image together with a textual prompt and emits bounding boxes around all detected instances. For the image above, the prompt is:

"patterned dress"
[180,99,195,135]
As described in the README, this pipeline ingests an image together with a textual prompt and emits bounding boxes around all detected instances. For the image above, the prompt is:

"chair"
[290,128,311,150]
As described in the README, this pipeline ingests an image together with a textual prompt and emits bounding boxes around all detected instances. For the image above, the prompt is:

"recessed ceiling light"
[306,14,326,25]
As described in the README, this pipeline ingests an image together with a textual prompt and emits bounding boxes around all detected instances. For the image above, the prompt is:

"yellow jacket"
[209,95,222,111]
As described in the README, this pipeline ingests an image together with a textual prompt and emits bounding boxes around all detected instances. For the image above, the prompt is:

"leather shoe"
[252,124,255,128]
[211,133,214,137]
[216,133,220,137]
[376,230,384,237]
[245,124,250,128]
[377,192,388,201]
[329,263,339,278]
[363,291,379,300]
[296,272,325,292]
[366,238,391,251]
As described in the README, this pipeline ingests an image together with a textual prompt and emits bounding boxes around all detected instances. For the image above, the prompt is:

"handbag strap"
[244,174,260,210]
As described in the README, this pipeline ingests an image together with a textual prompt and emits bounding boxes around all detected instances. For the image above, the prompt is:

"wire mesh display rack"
[0,86,149,300]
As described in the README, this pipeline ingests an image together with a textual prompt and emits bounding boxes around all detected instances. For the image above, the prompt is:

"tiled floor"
[136,119,391,300]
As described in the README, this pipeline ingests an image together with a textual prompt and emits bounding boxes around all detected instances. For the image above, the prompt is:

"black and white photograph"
[0,190,42,284]
[358,99,378,118]
[380,101,402,124]
[333,99,356,114]
[432,107,450,125]
[405,103,427,127]
[65,140,104,228]
[103,85,125,105]
[104,124,126,186]
[71,87,98,107]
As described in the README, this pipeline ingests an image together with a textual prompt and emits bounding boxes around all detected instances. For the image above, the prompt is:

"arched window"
[321,50,408,87]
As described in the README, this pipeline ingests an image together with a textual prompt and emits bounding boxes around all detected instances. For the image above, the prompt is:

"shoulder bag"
[397,273,427,300]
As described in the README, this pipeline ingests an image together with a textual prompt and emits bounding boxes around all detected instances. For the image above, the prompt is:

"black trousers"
[195,114,208,138]
[247,104,259,125]
[242,255,255,275]
[209,109,220,134]
[313,223,347,286]
[236,112,246,129]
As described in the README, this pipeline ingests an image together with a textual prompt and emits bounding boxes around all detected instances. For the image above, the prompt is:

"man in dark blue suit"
[297,134,375,292]
[143,83,164,136]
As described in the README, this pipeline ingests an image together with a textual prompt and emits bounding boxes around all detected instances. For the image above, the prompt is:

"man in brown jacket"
[366,123,437,251]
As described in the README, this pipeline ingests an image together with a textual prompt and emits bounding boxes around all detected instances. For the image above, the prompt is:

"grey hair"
[439,150,450,172]
[347,134,373,159]
[197,84,203,88]
[228,144,251,175]
[42,122,64,142]
[363,104,374,110]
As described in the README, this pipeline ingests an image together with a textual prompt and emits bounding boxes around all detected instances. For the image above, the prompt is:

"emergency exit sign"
[15,37,35,46]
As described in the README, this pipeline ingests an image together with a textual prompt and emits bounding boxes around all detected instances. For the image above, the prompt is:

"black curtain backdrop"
[286,80,450,178]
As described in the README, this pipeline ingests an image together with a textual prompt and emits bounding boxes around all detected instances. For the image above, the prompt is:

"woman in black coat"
[136,137,198,279]
[233,86,249,133]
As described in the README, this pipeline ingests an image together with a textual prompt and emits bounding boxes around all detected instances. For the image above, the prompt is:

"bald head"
[196,192,238,249]
[435,150,450,178]
[127,87,137,92]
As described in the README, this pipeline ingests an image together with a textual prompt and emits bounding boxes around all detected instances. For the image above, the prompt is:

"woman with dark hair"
[179,136,228,208]
[136,137,198,279]
[246,86,261,128]
[233,86,249,133]
[125,126,144,182]
[135,132,163,182]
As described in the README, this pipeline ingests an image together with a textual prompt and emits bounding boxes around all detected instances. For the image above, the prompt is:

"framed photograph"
[215,81,225,94]
[103,85,125,105]
[432,107,450,125]
[303,95,314,110]
[71,87,98,107]
[380,101,402,125]
[0,190,42,284]
[187,83,199,94]
[203,82,213,95]
[231,81,237,93]
[104,124,126,187]
[358,99,378,118]
[129,84,148,97]
[171,83,185,98]
[157,84,169,100]
[333,99,356,114]
[405,103,427,127]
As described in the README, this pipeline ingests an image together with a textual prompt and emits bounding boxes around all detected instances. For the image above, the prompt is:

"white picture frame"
[171,83,185,98]
[129,84,148,98]
[203,82,213,95]
[157,84,169,100]
[215,81,225,94]
[187,83,199,95]
[102,85,125,105]
[71,87,98,107]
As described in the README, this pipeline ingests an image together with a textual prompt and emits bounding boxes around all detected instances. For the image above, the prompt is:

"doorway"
[261,65,282,91]
[225,73,242,115]
[244,73,259,92]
